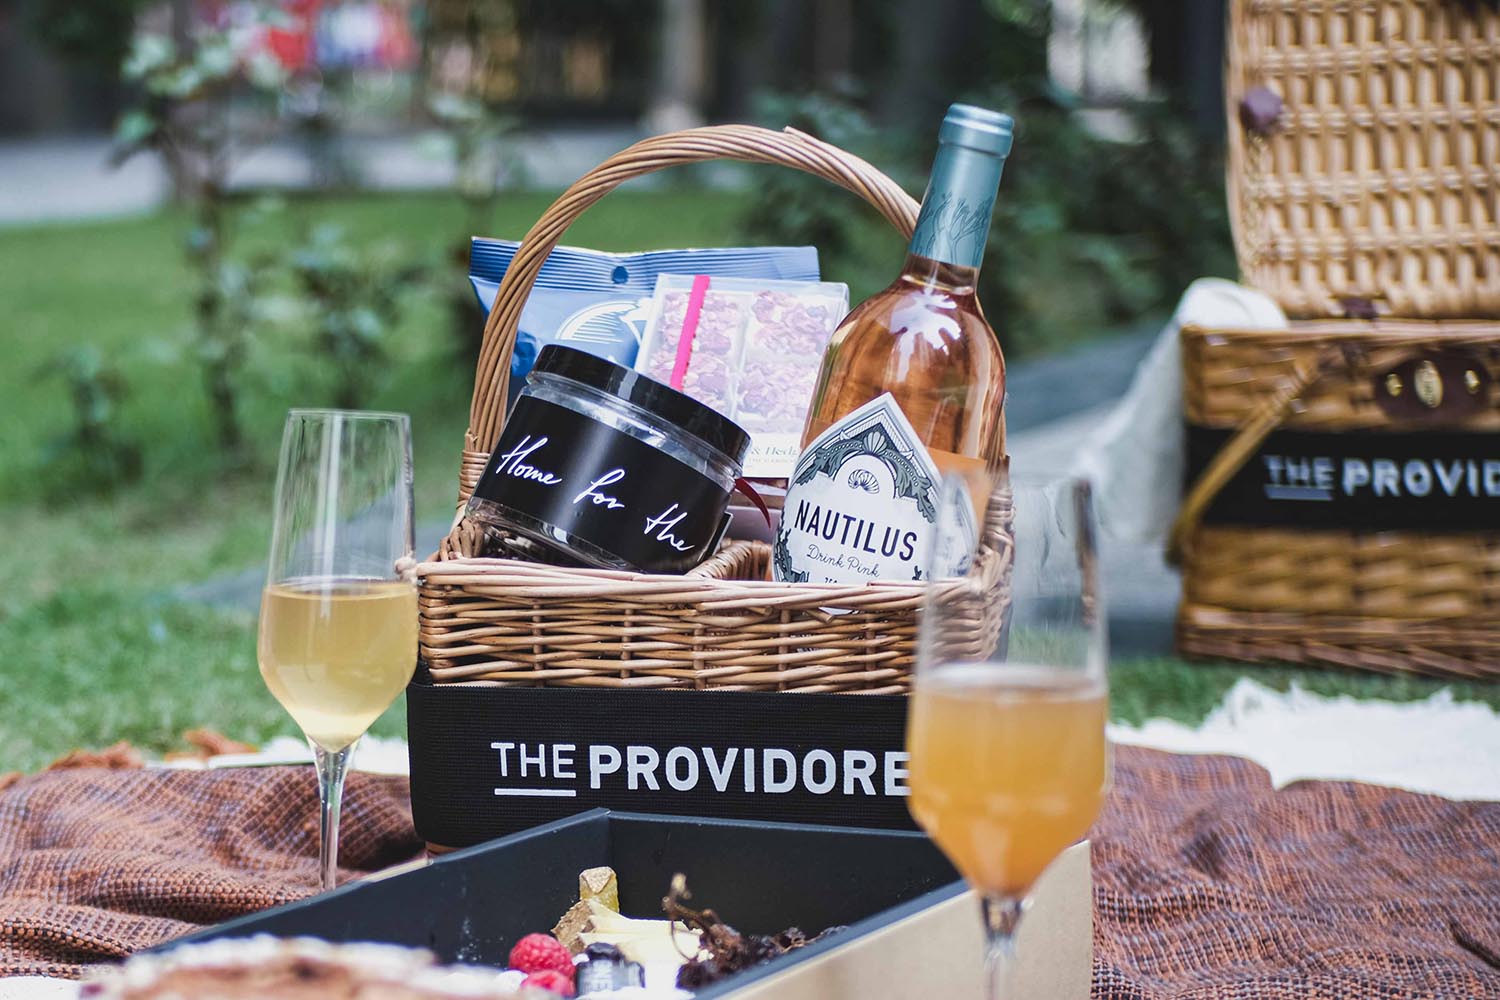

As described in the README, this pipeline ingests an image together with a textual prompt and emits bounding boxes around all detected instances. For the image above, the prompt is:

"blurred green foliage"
[19,0,153,73]
[105,4,441,455]
[422,92,527,361]
[742,90,920,256]
[739,87,1235,356]
[289,225,429,410]
[981,0,1052,32]
[113,14,291,453]
[982,86,1236,354]
[35,346,142,494]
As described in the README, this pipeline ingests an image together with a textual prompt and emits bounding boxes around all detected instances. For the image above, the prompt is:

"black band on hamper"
[406,679,916,848]
[1185,425,1500,532]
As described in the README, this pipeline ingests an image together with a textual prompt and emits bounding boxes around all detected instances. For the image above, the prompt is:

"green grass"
[1,191,1496,772]
[0,189,754,771]
[1109,656,1500,728]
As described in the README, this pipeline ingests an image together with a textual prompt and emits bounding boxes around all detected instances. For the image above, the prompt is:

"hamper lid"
[1225,0,1500,319]
[531,345,751,463]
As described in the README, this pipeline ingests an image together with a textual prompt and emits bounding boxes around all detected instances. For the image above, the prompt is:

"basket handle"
[456,124,921,504]
[1166,343,1349,565]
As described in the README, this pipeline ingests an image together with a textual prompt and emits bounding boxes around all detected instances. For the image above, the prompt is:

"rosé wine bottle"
[773,104,1012,584]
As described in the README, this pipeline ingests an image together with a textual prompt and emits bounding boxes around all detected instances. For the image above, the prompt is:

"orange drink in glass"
[909,473,1109,1000]
[908,664,1108,898]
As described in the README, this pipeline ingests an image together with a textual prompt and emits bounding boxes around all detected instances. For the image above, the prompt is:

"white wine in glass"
[259,579,417,752]
[258,409,416,892]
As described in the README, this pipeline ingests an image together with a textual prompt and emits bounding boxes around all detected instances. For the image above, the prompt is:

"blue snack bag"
[469,238,821,407]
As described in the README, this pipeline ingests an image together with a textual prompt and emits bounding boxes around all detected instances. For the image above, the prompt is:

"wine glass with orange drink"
[257,410,417,892]
[907,471,1109,999]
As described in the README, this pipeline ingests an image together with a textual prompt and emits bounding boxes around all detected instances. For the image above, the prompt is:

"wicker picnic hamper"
[1171,319,1500,676]
[1226,0,1500,318]
[1173,0,1500,677]
[416,125,1010,693]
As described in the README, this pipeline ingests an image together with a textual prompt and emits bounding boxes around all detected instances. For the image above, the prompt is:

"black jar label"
[474,397,733,572]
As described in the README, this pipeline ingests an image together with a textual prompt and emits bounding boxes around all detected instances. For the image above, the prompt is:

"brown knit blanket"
[0,765,421,979]
[1093,747,1500,998]
[1,747,1497,997]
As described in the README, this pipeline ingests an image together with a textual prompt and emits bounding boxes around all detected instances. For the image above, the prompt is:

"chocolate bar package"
[469,239,821,408]
[637,274,848,479]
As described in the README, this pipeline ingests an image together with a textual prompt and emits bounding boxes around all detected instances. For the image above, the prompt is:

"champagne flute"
[907,471,1109,999]
[257,410,416,892]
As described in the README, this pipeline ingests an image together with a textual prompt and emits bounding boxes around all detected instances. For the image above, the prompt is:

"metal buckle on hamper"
[1373,351,1492,423]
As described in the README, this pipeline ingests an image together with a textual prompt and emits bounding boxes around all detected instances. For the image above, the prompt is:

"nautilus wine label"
[773,393,976,584]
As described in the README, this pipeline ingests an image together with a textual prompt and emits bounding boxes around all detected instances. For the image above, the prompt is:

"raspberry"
[507,933,575,982]
[520,969,575,996]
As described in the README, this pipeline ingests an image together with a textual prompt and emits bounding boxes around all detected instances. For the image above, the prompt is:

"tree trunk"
[161,0,199,203]
[875,0,976,129]
[813,0,853,90]
[644,0,708,133]
[719,0,800,120]
[192,188,242,453]
[1140,0,1226,137]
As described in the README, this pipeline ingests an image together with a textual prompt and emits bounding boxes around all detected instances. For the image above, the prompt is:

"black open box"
[169,809,963,998]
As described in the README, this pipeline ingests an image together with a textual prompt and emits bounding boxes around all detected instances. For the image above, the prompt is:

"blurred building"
[0,4,124,134]
[1,0,1220,140]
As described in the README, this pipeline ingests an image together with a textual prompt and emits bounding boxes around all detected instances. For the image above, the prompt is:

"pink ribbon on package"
[670,274,713,391]
[668,274,770,528]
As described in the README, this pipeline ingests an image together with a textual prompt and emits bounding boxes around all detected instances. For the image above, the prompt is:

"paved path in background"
[1004,321,1160,433]
[175,324,1182,655]
[1005,326,1181,656]
[0,128,644,224]
[0,137,169,223]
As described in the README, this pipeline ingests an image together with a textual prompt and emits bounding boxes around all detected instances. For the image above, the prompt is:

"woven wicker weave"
[1172,320,1500,677]
[417,125,1009,692]
[1227,0,1500,318]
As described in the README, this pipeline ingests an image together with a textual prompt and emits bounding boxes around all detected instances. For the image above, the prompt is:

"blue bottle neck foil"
[907,104,1015,271]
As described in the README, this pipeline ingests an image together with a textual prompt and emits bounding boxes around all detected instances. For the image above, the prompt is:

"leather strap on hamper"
[1168,343,1349,565]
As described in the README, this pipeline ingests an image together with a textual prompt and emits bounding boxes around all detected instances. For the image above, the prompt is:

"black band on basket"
[1186,425,1500,531]
[406,679,915,848]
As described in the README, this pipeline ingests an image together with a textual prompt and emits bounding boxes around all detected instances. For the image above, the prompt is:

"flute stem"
[980,894,1026,1000]
[311,739,356,892]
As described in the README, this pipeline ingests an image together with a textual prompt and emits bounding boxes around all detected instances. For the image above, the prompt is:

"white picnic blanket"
[1071,278,1288,542]
[1111,678,1500,801]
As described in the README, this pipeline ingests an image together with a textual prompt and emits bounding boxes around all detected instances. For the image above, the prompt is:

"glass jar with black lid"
[466,345,750,574]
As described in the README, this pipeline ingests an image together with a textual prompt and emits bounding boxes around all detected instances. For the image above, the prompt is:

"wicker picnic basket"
[1173,0,1500,677]
[1226,0,1500,318]
[1171,319,1500,676]
[416,125,1010,693]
